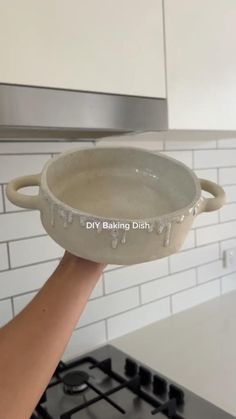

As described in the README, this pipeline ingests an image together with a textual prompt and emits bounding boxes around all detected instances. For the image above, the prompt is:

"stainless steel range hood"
[0,84,168,139]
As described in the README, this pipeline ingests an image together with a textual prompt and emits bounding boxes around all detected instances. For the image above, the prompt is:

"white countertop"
[111,291,236,417]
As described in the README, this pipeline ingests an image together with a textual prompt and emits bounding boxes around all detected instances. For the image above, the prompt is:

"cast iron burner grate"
[34,356,184,419]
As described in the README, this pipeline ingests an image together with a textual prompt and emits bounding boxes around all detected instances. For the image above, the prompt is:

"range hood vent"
[0,84,167,139]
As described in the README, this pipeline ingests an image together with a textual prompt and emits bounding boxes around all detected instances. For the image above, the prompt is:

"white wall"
[0,133,236,360]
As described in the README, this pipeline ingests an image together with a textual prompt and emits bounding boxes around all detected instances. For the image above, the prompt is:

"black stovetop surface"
[32,345,235,419]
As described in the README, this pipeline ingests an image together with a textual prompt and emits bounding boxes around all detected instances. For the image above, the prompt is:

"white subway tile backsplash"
[194,169,218,183]
[13,291,37,315]
[223,185,236,203]
[194,150,236,169]
[172,280,220,314]
[170,243,219,273]
[192,211,219,228]
[0,260,58,299]
[0,243,9,271]
[221,272,236,295]
[197,260,222,284]
[0,299,13,327]
[0,155,50,183]
[181,230,195,250]
[165,139,217,150]
[12,281,102,316]
[220,203,236,222]
[104,265,123,272]
[78,288,139,328]
[0,137,235,358]
[220,238,236,256]
[141,269,196,304]
[63,321,106,361]
[197,259,235,284]
[107,297,170,340]
[104,259,168,294]
[162,151,192,168]
[90,280,104,300]
[0,211,44,242]
[219,168,236,185]
[9,235,63,268]
[196,221,236,246]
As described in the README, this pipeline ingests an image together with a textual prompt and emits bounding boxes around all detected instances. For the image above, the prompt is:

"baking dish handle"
[199,178,226,212]
[6,174,41,210]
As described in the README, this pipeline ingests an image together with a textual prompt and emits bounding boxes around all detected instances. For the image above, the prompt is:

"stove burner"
[62,370,89,394]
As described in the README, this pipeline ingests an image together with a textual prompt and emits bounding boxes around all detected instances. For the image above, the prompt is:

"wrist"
[52,252,105,286]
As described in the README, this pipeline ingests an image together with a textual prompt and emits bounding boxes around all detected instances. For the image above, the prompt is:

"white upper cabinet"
[0,0,166,98]
[165,0,236,130]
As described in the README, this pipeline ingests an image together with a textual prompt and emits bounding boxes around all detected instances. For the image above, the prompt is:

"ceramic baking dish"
[6,147,226,265]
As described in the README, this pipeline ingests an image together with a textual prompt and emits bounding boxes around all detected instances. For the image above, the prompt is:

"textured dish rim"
[40,146,202,223]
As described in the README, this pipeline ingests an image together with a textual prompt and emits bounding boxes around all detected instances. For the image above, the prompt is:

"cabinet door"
[0,0,165,98]
[165,0,236,130]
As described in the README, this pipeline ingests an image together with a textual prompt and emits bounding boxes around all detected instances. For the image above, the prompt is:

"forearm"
[0,253,104,419]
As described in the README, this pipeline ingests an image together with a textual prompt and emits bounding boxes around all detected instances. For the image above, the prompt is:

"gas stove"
[32,345,234,419]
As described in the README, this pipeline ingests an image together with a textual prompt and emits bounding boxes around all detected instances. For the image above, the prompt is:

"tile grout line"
[0,236,222,268]
[0,289,39,302]
[0,285,109,304]
[0,233,48,244]
[99,260,221,298]
[6,242,11,270]
[219,240,222,260]
[0,239,229,279]
[85,277,222,329]
[75,296,170,331]
[195,266,199,284]
[193,228,197,247]
[194,218,236,231]
[138,286,142,305]
[0,245,221,282]
[0,256,61,273]
[169,295,173,315]
[78,276,225,332]
[104,319,109,341]
[102,274,106,296]
[1,184,6,213]
[10,297,15,317]
[144,277,222,306]
[167,256,171,274]
[219,277,223,295]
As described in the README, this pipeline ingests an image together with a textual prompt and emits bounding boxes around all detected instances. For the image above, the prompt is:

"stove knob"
[153,375,167,396]
[169,384,185,406]
[139,366,152,386]
[125,358,138,377]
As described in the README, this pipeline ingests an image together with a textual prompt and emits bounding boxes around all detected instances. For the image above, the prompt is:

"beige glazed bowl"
[6,147,226,265]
